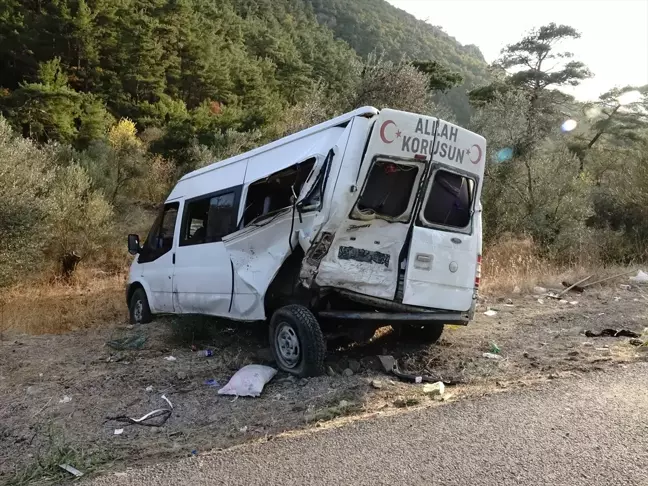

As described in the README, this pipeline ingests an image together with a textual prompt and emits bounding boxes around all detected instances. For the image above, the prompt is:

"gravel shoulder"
[1,286,646,483]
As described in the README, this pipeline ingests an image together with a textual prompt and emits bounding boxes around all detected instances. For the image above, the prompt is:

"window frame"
[138,201,180,263]
[179,185,242,247]
[417,165,478,235]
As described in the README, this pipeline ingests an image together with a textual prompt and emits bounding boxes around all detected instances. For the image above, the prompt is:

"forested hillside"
[308,0,489,86]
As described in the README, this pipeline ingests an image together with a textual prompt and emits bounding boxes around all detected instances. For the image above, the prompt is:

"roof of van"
[179,106,380,182]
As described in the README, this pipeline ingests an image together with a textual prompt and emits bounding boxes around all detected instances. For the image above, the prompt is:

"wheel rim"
[275,322,301,369]
[133,299,143,322]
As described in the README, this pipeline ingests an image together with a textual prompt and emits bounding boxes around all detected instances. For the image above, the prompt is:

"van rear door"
[402,121,486,311]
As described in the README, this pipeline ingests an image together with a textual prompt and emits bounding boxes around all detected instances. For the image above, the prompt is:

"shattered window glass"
[422,170,474,229]
[355,160,420,220]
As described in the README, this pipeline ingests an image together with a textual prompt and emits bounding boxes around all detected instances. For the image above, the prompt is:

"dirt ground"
[1,285,647,484]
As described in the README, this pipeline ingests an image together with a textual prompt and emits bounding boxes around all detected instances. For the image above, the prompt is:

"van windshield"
[421,169,475,229]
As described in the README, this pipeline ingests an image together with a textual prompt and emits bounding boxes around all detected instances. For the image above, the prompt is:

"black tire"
[397,323,444,343]
[129,288,153,324]
[269,305,326,377]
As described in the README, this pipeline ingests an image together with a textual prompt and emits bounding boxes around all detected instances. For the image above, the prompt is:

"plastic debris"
[217,364,277,398]
[484,309,498,317]
[239,426,248,433]
[422,381,445,397]
[107,395,173,427]
[145,385,153,392]
[377,355,458,385]
[114,428,124,435]
[204,379,220,388]
[483,352,502,360]
[59,396,71,404]
[106,334,147,350]
[489,342,501,354]
[164,356,177,361]
[569,301,579,305]
[196,349,214,358]
[630,270,648,284]
[59,464,84,478]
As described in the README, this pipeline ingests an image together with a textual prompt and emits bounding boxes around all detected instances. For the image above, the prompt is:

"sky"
[386,0,648,101]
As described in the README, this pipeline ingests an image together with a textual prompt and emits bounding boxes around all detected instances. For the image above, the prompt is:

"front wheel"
[396,323,444,344]
[129,288,152,324]
[269,305,326,377]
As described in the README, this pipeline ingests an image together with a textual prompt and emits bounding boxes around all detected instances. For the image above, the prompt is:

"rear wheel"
[269,305,326,377]
[129,288,152,324]
[397,323,444,343]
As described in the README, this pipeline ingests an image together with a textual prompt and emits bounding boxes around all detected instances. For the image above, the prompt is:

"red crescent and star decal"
[469,144,483,164]
[379,120,401,144]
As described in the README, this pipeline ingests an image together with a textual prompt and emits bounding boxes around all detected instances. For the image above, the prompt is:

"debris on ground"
[569,301,578,305]
[196,349,214,358]
[107,395,173,427]
[534,286,547,294]
[59,396,71,404]
[629,338,644,346]
[584,329,640,338]
[620,284,632,291]
[163,356,176,362]
[483,352,503,360]
[217,364,277,398]
[145,385,153,392]
[489,342,501,354]
[204,379,220,388]
[343,368,354,377]
[484,309,497,317]
[371,380,383,389]
[537,299,545,304]
[106,334,147,350]
[377,355,457,385]
[630,270,648,284]
[513,285,521,294]
[59,464,84,478]
[422,381,445,397]
[114,428,124,435]
[176,371,187,380]
[393,397,420,408]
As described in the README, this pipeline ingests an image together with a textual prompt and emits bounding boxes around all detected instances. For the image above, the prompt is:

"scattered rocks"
[343,368,354,377]
[371,380,383,389]
[348,359,361,373]
[629,338,644,346]
[176,371,187,380]
[534,286,547,294]
[568,350,579,356]
[506,298,514,305]
[422,381,445,397]
[482,352,502,360]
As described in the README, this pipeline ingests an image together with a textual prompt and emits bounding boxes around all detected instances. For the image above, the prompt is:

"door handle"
[172,253,176,264]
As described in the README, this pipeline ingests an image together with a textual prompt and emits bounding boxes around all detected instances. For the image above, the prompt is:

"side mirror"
[128,234,141,255]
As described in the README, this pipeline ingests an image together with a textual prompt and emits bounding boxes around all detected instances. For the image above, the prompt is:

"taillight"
[475,254,482,289]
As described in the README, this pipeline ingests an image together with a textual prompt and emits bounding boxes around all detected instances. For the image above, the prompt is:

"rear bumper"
[317,310,469,324]
[327,289,474,325]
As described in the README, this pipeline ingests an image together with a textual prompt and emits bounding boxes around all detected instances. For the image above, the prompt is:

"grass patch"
[5,424,115,485]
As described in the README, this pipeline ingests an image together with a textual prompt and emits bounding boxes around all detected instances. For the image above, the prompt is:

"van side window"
[242,158,316,226]
[140,202,179,262]
[422,170,474,229]
[180,190,239,246]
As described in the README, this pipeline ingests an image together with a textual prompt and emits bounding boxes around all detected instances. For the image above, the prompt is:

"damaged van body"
[126,106,486,376]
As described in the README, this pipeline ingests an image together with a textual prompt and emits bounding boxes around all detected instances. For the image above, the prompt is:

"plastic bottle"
[196,349,214,357]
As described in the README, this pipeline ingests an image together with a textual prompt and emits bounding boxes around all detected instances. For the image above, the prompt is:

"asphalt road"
[89,363,648,486]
